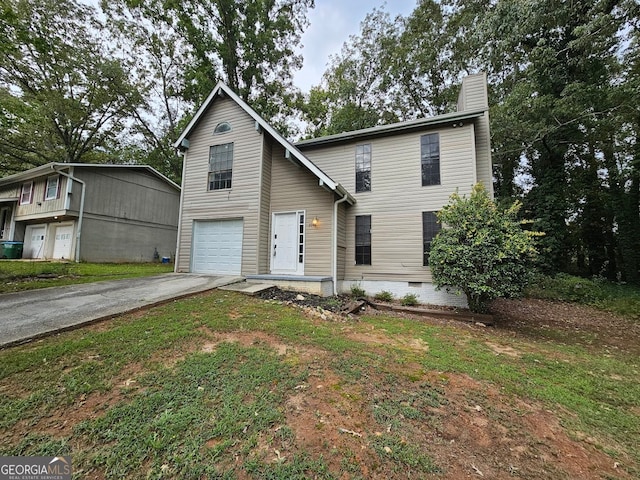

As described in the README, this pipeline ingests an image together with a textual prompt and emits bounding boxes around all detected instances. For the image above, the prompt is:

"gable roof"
[0,163,180,191]
[174,82,355,204]
[295,109,486,149]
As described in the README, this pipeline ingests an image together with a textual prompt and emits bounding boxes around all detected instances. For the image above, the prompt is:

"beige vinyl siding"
[457,73,493,196]
[270,144,334,277]
[302,125,477,282]
[337,202,347,280]
[13,176,68,220]
[474,113,493,196]
[457,73,488,112]
[177,96,263,273]
[258,138,273,273]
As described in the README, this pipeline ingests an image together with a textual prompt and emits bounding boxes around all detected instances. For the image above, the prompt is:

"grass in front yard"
[1,290,639,479]
[0,261,174,293]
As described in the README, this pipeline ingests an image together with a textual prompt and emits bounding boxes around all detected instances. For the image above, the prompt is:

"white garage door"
[192,219,243,275]
[52,225,74,259]
[24,224,46,259]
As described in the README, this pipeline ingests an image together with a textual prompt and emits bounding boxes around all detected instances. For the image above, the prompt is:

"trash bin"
[1,241,24,259]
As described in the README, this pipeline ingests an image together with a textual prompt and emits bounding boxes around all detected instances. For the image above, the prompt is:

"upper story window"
[20,182,33,205]
[355,144,371,192]
[422,211,441,266]
[45,175,60,200]
[355,214,372,265]
[214,122,232,134]
[421,133,440,186]
[208,143,234,190]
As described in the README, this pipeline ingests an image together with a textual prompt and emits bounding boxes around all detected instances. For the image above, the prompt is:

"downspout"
[332,193,349,296]
[53,166,85,263]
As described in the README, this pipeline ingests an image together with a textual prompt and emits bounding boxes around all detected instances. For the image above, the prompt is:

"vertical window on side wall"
[45,175,60,200]
[208,143,234,190]
[355,215,371,265]
[355,144,371,192]
[422,211,441,266]
[421,133,440,186]
[20,182,33,205]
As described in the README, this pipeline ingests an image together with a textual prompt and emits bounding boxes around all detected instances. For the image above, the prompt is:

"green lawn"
[0,290,638,479]
[0,261,174,293]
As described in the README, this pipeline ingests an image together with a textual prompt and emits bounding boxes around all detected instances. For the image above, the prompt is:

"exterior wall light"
[312,217,319,227]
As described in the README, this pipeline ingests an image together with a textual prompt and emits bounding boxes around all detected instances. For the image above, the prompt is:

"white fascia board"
[173,82,340,193]
[173,84,223,149]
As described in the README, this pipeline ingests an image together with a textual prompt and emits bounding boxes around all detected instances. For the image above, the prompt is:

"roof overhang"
[0,163,180,191]
[174,82,355,205]
[295,109,486,149]
[0,197,19,203]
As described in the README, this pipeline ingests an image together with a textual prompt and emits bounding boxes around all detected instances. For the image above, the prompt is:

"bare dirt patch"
[491,298,640,354]
[2,291,637,479]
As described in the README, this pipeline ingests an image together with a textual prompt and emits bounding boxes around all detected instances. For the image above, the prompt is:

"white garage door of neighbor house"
[24,224,46,259]
[192,219,243,275]
[52,225,74,259]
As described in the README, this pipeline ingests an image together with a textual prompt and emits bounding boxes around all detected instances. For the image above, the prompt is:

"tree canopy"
[303,0,640,284]
[0,0,638,283]
[0,0,140,174]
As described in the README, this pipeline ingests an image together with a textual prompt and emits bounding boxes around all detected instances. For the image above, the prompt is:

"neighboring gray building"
[174,74,492,306]
[0,163,180,262]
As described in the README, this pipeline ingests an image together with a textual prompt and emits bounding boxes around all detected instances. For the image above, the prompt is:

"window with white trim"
[298,212,305,264]
[355,215,371,265]
[214,122,232,134]
[421,133,440,186]
[208,143,234,190]
[45,175,60,200]
[355,144,371,192]
[422,211,441,266]
[20,182,33,205]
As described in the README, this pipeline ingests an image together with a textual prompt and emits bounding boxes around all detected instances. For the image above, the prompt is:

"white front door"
[271,211,304,275]
[24,225,46,259]
[52,225,74,259]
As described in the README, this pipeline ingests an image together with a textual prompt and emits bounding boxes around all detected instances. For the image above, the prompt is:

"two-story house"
[174,74,492,306]
[0,163,180,262]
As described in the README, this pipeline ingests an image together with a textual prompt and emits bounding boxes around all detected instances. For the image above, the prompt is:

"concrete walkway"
[0,274,242,348]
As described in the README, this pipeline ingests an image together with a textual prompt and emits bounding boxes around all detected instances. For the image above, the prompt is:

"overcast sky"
[293,0,418,92]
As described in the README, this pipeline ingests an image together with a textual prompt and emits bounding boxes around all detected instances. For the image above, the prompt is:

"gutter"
[53,166,85,263]
[332,193,350,296]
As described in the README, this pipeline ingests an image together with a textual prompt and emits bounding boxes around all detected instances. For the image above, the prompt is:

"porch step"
[218,281,276,296]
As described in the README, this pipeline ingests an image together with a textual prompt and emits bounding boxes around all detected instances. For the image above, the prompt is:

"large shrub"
[429,183,540,313]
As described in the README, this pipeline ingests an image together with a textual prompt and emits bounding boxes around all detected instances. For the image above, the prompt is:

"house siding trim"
[174,82,355,205]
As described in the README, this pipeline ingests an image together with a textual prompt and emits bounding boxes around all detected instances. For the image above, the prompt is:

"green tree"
[300,8,401,137]
[101,2,193,183]
[301,2,461,136]
[429,183,539,313]
[0,0,140,175]
[120,0,314,137]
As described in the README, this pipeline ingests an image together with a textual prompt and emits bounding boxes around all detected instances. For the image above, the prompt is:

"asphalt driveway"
[0,274,242,348]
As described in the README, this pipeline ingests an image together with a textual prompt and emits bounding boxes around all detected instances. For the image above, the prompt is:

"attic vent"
[214,122,232,134]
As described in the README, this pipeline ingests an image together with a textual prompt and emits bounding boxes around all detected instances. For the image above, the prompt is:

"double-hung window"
[20,182,33,205]
[45,175,60,200]
[208,143,234,190]
[421,133,440,186]
[355,144,371,192]
[355,215,371,265]
[422,211,441,266]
